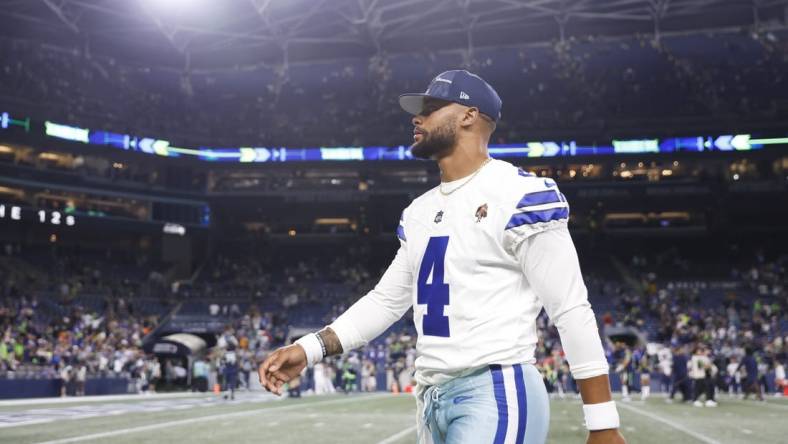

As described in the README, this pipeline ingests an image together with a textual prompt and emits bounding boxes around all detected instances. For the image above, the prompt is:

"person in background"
[312,361,327,395]
[738,347,764,401]
[774,360,786,397]
[222,350,238,400]
[241,352,253,390]
[150,358,162,393]
[636,349,652,401]
[726,356,743,397]
[668,345,691,403]
[613,342,632,401]
[689,345,718,407]
[192,357,209,392]
[341,361,357,394]
[657,346,673,394]
[362,359,377,392]
[75,364,87,396]
[59,363,72,397]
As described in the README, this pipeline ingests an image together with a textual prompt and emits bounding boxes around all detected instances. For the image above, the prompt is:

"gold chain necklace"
[439,157,492,196]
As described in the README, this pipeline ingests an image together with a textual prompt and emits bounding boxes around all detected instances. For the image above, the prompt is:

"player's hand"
[587,429,626,444]
[258,344,307,396]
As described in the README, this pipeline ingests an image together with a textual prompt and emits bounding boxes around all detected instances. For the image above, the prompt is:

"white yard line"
[617,402,721,444]
[376,425,418,444]
[35,394,391,444]
[0,418,55,429]
[0,392,210,407]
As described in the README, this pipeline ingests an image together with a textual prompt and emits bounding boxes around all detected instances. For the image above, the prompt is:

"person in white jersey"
[259,70,626,444]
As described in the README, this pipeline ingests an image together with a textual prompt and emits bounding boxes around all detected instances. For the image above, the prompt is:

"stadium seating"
[2,31,787,148]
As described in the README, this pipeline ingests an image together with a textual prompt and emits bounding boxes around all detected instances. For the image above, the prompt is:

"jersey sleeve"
[515,225,609,380]
[502,173,570,255]
[396,210,407,243]
[328,208,413,352]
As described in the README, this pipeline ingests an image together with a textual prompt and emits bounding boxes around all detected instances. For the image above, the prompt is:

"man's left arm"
[517,226,626,444]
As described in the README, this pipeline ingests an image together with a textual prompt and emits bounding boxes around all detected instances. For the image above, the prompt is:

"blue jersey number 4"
[417,236,450,337]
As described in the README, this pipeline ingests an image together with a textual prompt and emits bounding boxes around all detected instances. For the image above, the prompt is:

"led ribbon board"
[2,112,785,162]
[1,112,31,132]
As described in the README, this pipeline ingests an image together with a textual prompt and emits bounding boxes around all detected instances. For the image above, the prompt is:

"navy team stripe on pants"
[513,364,528,443]
[490,364,508,444]
[490,364,531,444]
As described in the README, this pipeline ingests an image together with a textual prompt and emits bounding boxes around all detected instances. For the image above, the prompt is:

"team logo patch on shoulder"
[475,203,488,223]
[434,210,444,224]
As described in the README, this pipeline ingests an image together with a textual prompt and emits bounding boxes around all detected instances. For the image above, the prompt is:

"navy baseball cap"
[399,70,502,121]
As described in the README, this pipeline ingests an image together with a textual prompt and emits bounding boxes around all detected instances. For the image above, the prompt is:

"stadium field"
[0,393,786,444]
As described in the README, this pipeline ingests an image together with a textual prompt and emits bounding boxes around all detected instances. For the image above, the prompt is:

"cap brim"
[398,94,427,116]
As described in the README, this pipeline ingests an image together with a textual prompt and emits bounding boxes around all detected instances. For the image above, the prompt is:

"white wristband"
[583,401,620,431]
[294,333,323,367]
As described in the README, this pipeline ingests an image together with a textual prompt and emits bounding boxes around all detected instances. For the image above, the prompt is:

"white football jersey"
[400,158,570,386]
[330,158,607,387]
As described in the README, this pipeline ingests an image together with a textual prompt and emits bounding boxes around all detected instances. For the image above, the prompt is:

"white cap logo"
[460,91,470,100]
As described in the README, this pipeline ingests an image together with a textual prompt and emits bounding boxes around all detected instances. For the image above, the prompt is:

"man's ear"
[460,107,480,128]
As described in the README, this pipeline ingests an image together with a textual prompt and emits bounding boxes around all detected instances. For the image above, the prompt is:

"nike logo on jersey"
[453,395,474,404]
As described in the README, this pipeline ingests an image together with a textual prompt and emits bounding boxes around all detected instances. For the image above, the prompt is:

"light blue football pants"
[416,363,550,444]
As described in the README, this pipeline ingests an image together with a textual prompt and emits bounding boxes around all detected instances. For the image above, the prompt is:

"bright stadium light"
[139,0,210,15]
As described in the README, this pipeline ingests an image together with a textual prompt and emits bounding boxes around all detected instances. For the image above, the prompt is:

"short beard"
[410,118,457,160]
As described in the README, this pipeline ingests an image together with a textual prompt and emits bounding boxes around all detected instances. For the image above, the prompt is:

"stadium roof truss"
[1,0,787,68]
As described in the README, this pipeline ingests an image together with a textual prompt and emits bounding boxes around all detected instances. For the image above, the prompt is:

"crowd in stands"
[0,237,784,401]
[594,245,787,402]
[0,276,161,390]
[2,30,787,148]
[0,243,169,386]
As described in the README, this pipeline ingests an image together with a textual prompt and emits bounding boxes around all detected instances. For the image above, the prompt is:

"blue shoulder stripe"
[506,206,569,230]
[396,211,406,241]
[517,168,535,177]
[517,190,562,208]
[396,224,406,242]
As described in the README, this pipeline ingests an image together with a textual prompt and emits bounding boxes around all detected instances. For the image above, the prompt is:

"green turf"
[2,393,787,444]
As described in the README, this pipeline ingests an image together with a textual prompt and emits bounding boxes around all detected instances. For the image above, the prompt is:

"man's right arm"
[323,245,413,354]
[258,244,413,394]
[316,327,343,356]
